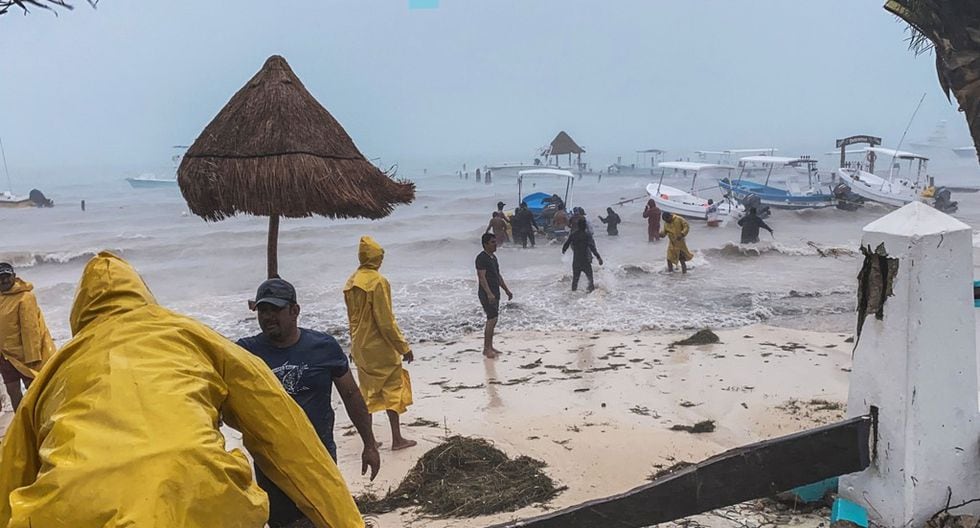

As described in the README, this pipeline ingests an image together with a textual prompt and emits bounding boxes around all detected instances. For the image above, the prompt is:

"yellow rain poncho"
[343,237,413,415]
[0,277,55,378]
[662,215,694,265]
[0,252,363,528]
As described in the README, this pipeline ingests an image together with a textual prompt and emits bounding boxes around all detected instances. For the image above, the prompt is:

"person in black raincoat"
[562,218,604,292]
[598,207,621,236]
[737,208,773,244]
[512,202,539,248]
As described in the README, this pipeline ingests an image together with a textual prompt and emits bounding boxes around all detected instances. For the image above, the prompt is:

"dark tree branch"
[0,0,96,17]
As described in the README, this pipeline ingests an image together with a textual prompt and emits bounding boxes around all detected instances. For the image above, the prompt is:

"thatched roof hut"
[178,55,415,277]
[178,55,415,222]
[544,131,585,157]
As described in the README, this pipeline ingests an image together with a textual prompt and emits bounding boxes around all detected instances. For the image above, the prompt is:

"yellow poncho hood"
[0,277,55,377]
[69,251,156,335]
[343,237,413,415]
[0,252,364,528]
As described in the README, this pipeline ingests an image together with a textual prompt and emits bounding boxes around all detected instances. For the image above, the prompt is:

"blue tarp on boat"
[719,178,833,209]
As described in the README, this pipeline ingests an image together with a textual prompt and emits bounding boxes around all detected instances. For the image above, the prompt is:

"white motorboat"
[127,148,184,189]
[836,147,927,207]
[647,162,741,220]
[0,190,33,208]
[126,173,179,188]
[953,146,977,159]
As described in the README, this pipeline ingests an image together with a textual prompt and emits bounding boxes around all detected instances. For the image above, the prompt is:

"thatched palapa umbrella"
[178,55,415,278]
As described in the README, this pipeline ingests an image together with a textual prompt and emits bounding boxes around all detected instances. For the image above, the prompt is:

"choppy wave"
[700,241,857,258]
[0,249,119,269]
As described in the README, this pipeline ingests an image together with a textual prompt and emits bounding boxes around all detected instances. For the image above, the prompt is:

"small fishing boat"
[517,168,575,225]
[126,174,179,188]
[127,148,185,189]
[719,156,835,210]
[647,162,741,220]
[0,190,34,208]
[835,147,927,207]
[0,138,54,208]
[953,146,977,159]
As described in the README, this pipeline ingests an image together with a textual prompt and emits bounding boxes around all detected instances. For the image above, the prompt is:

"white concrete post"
[840,201,980,527]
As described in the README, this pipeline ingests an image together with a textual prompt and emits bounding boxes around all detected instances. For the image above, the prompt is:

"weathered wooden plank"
[490,415,872,528]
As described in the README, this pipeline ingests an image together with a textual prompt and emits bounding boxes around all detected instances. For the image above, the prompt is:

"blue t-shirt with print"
[237,328,349,457]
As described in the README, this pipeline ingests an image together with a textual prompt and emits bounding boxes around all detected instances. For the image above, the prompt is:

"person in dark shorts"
[238,278,380,528]
[476,233,513,358]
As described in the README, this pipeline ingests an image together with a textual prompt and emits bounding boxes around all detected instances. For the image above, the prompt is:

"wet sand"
[0,324,849,527]
[332,324,851,527]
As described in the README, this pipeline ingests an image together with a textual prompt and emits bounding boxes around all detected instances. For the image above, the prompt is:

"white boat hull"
[646,183,740,220]
[127,177,178,189]
[836,168,917,208]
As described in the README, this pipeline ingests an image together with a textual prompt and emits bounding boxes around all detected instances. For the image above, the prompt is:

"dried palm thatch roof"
[543,131,585,157]
[178,55,415,222]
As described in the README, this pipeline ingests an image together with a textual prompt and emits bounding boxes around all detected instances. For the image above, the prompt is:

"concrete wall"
[840,202,980,527]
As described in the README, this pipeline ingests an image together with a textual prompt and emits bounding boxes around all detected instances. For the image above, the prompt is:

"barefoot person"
[344,236,417,452]
[239,277,380,528]
[661,212,694,274]
[0,253,363,528]
[476,233,513,358]
[0,262,55,411]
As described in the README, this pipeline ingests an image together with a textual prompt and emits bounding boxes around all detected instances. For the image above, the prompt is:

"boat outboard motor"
[29,189,54,208]
[741,193,771,219]
[933,187,958,213]
[832,183,864,211]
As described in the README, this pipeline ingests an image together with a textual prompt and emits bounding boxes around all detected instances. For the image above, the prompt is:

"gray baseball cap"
[0,263,13,276]
[253,278,296,308]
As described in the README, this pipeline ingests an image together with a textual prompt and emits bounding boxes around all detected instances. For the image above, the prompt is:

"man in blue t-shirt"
[238,278,380,528]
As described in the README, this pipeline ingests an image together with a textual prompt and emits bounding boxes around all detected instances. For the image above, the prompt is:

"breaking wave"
[700,241,857,259]
[0,249,119,269]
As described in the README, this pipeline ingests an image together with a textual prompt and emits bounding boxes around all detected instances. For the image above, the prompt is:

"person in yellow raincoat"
[0,252,364,528]
[0,262,55,411]
[343,236,417,451]
[661,212,694,274]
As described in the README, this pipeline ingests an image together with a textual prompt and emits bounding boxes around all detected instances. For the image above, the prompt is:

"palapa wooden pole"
[267,214,280,279]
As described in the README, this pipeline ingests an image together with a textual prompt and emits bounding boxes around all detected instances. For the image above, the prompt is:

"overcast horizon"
[0,0,975,182]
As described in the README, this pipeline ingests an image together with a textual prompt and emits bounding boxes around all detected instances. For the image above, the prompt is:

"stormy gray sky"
[0,0,971,177]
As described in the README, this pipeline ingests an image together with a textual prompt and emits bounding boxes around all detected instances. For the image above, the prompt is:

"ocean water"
[5,154,980,346]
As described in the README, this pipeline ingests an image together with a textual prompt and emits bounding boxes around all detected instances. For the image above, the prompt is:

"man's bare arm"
[334,371,380,480]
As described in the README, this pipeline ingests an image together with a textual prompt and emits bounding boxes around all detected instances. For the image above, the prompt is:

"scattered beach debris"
[519,358,543,369]
[672,329,720,346]
[406,418,441,428]
[355,436,563,517]
[669,420,716,433]
[679,400,700,408]
[648,460,695,481]
[573,388,590,393]
[807,241,856,258]
[552,439,573,451]
[844,336,855,343]
[442,383,485,393]
[629,405,660,418]
[777,399,846,423]
[488,377,532,386]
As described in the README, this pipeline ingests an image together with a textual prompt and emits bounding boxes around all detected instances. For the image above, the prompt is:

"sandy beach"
[0,323,849,527]
[308,324,852,527]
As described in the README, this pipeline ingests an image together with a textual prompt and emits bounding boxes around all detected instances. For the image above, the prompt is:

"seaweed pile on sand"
[356,436,564,518]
